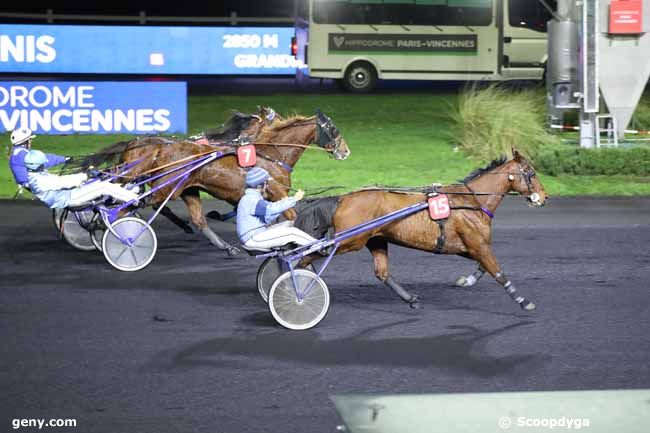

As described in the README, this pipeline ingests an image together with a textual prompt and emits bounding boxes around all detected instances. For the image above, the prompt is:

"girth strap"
[433,218,446,254]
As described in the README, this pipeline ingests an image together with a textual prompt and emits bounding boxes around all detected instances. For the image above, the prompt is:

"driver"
[8,128,70,189]
[237,167,317,250]
[24,150,139,209]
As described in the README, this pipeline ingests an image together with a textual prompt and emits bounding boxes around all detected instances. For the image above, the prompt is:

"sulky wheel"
[52,208,64,231]
[60,209,97,252]
[91,211,142,252]
[89,212,105,252]
[256,257,315,303]
[102,217,157,272]
[268,269,330,330]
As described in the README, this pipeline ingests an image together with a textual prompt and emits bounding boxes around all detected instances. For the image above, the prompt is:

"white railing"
[0,10,294,25]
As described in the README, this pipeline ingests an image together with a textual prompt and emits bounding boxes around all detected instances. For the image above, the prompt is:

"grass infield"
[2,94,650,199]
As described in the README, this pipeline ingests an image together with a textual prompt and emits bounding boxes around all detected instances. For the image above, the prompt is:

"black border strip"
[310,69,494,74]
[309,68,341,72]
[382,70,494,74]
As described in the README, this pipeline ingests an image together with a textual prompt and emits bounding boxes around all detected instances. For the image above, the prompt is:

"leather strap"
[433,218,446,254]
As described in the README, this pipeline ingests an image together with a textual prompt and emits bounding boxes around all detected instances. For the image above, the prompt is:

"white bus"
[294,0,555,92]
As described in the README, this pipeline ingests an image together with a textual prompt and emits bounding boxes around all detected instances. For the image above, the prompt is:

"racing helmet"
[246,167,271,188]
[11,128,35,146]
[24,150,48,171]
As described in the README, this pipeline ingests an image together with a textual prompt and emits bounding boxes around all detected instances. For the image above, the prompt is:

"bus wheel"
[344,62,377,93]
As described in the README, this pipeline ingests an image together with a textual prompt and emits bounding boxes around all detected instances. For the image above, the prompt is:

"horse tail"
[293,196,341,239]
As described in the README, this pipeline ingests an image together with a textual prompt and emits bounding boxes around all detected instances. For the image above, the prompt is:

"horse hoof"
[455,276,468,287]
[226,246,240,257]
[408,296,420,309]
[520,300,536,311]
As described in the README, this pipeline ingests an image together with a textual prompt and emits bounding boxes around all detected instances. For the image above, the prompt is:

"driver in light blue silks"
[237,167,317,251]
[8,128,69,189]
[25,150,139,209]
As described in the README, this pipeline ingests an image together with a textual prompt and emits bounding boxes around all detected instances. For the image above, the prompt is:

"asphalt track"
[1,197,650,433]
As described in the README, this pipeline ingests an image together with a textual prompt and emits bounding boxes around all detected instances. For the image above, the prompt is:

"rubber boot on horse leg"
[368,238,419,309]
[200,226,240,257]
[384,275,420,309]
[455,265,486,287]
[495,272,536,311]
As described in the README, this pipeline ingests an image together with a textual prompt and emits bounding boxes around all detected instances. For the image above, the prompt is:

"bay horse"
[297,151,547,311]
[90,109,350,256]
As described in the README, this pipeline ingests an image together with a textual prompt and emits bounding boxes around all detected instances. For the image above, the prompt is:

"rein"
[134,148,230,177]
[252,141,330,152]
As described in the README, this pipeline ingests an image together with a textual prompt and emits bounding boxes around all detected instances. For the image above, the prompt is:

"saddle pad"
[428,194,450,220]
[237,144,257,167]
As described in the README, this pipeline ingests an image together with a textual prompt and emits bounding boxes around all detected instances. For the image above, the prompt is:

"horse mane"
[204,112,257,141]
[82,140,133,168]
[293,196,340,239]
[461,155,508,183]
[255,115,314,142]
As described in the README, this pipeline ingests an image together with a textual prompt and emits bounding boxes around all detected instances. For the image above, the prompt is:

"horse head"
[315,109,350,161]
[506,149,548,206]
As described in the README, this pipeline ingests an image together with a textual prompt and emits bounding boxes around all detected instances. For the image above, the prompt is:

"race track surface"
[1,197,649,432]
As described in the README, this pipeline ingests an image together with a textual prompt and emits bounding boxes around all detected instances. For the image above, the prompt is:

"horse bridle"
[509,162,541,204]
[460,161,541,212]
[315,111,343,155]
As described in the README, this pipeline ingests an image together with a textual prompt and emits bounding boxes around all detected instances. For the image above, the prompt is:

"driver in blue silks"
[237,167,317,251]
[8,128,70,189]
[25,150,139,209]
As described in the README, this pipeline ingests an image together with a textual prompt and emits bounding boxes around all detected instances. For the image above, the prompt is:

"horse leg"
[181,191,240,256]
[469,245,536,311]
[455,264,486,287]
[155,204,194,234]
[367,237,419,309]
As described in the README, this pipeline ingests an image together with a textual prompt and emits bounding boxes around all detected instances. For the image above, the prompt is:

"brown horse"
[298,151,547,311]
[91,108,350,255]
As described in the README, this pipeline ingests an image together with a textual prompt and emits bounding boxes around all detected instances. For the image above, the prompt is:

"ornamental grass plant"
[447,83,559,162]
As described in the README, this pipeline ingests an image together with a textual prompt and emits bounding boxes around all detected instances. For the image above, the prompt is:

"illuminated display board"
[0,24,304,74]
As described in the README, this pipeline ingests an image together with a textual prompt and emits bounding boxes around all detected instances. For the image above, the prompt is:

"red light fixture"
[291,36,298,57]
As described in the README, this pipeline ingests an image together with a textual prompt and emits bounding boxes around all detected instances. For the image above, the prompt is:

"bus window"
[313,1,492,27]
[313,1,367,24]
[508,0,556,32]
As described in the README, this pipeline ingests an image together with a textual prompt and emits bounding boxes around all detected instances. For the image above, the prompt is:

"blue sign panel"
[0,25,304,74]
[0,81,187,134]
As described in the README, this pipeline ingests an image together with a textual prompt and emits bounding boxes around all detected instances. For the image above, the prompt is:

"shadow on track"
[154,319,546,377]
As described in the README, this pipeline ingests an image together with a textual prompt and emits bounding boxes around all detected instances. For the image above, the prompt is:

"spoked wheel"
[257,257,315,303]
[268,269,330,330]
[102,217,157,272]
[60,209,97,252]
[91,211,142,252]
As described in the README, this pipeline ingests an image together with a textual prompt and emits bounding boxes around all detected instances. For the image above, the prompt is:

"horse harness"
[425,186,496,255]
